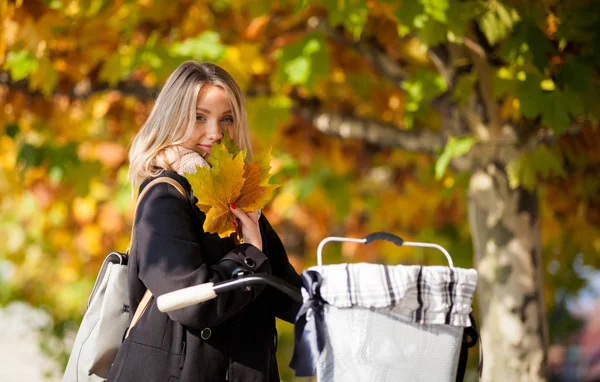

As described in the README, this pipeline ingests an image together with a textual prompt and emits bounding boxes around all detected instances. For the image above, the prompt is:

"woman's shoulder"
[134,171,196,225]
[140,170,191,193]
[138,170,191,198]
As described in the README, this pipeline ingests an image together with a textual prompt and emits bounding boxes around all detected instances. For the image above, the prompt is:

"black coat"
[108,171,302,382]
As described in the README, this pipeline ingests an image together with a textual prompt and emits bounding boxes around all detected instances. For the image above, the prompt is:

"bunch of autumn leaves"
[185,134,279,238]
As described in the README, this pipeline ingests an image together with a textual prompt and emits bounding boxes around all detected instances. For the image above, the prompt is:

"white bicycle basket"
[290,232,480,382]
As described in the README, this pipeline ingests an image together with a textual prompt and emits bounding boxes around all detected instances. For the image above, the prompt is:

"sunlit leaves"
[275,32,329,91]
[170,31,226,62]
[394,0,477,44]
[507,145,566,190]
[401,69,447,127]
[501,21,556,72]
[479,1,518,45]
[434,136,476,180]
[322,0,368,40]
[3,50,39,81]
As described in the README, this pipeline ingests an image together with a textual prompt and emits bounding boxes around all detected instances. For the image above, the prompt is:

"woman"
[108,61,301,382]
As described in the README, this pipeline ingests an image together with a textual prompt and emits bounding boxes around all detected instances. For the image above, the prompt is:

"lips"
[198,144,212,152]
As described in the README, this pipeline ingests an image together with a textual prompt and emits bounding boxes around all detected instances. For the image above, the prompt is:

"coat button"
[244,257,256,269]
[201,328,211,340]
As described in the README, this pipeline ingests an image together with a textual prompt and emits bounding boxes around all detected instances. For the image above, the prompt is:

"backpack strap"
[125,176,187,339]
[128,176,187,251]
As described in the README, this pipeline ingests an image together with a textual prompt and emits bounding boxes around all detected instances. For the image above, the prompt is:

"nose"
[205,120,223,142]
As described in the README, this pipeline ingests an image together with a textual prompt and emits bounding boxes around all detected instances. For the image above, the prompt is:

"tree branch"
[293,100,443,153]
[464,27,502,141]
[0,72,159,101]
[316,19,411,85]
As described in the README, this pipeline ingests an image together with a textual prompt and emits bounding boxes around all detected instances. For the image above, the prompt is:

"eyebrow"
[196,107,233,115]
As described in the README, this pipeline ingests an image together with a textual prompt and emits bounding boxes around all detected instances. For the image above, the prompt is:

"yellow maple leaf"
[186,143,245,237]
[235,149,279,211]
[185,135,279,238]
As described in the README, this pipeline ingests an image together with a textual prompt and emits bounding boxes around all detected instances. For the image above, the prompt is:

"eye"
[195,115,206,122]
[220,116,234,124]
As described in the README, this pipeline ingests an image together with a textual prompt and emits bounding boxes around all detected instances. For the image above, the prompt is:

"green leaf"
[479,2,517,45]
[402,69,448,105]
[541,90,583,135]
[447,0,481,37]
[394,1,425,31]
[418,18,447,46]
[323,0,369,40]
[507,146,566,190]
[556,55,592,93]
[422,0,449,23]
[3,50,39,81]
[525,22,556,72]
[562,89,584,117]
[556,2,600,42]
[502,21,556,72]
[517,74,547,118]
[402,69,448,122]
[170,31,226,62]
[435,136,476,179]
[17,143,44,168]
[275,33,329,91]
[5,123,20,139]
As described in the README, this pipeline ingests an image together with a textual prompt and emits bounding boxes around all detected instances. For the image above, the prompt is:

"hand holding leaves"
[185,135,279,238]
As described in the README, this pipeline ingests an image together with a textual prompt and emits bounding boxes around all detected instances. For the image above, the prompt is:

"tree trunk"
[467,162,548,381]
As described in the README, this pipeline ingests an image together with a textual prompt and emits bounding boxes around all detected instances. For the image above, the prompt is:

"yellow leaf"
[186,144,245,237]
[185,136,279,237]
[28,57,57,98]
[235,149,279,211]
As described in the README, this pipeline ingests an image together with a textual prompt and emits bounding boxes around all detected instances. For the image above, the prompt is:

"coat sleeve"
[259,215,302,323]
[133,183,272,330]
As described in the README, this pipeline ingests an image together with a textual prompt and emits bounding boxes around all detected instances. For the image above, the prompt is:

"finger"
[246,211,259,222]
[229,203,253,226]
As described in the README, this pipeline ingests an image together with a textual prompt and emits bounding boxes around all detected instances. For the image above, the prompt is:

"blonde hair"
[128,61,253,188]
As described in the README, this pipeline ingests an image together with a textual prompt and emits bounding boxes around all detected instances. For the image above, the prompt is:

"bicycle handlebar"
[157,274,303,313]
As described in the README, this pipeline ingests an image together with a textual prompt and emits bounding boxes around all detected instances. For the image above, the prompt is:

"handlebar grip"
[157,282,217,312]
[364,232,404,246]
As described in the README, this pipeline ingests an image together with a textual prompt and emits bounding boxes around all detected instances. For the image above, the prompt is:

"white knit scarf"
[155,145,210,176]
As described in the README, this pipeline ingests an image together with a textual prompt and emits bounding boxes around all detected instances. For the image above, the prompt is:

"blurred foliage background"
[1,0,599,380]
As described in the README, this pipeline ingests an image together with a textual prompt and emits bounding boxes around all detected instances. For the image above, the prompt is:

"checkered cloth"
[307,263,478,327]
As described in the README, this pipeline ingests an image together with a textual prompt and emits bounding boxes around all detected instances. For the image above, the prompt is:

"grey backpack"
[62,177,186,381]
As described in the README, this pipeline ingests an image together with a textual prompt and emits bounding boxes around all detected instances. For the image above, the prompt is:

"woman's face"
[184,84,234,155]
